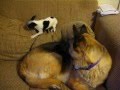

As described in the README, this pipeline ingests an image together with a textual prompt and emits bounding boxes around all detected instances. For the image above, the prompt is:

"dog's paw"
[49,85,61,90]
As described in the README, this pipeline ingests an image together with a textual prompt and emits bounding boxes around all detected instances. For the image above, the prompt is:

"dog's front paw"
[49,85,61,90]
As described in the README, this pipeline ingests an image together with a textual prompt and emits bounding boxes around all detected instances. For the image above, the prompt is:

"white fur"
[28,17,58,39]
[38,73,50,79]
[26,71,49,79]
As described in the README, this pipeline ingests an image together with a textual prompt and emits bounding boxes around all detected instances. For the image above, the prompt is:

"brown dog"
[19,23,112,90]
[67,25,112,90]
[18,41,73,90]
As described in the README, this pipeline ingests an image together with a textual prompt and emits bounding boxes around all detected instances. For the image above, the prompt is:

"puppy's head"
[26,15,37,30]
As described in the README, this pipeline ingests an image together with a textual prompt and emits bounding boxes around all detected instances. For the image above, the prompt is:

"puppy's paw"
[49,85,61,90]
[50,29,55,32]
[53,29,56,32]
[52,27,56,32]
[31,35,35,39]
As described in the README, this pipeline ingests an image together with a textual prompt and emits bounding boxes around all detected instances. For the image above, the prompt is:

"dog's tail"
[30,15,36,20]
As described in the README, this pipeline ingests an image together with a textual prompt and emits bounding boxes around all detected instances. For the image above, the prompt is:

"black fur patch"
[80,25,87,35]
[53,40,73,73]
[73,24,87,37]
[50,17,54,18]
[43,21,50,31]
[30,15,36,20]
[73,24,87,48]
[27,22,37,29]
[35,41,73,73]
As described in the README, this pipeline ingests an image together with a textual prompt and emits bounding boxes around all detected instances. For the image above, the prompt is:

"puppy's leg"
[52,25,56,32]
[31,31,43,38]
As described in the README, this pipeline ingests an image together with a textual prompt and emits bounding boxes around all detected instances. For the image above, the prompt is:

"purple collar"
[73,56,102,70]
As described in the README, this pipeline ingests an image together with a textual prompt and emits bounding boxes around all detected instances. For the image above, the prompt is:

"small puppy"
[27,16,58,38]
[18,41,72,89]
[68,25,112,90]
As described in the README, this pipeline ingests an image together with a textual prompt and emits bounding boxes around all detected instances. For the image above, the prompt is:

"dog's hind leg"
[26,77,70,90]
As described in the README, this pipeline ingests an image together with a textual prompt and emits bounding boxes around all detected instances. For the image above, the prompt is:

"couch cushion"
[31,32,55,49]
[0,0,98,26]
[95,14,120,90]
[0,15,34,61]
[0,60,29,90]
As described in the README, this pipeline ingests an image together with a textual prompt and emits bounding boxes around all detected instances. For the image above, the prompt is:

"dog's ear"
[30,15,36,20]
[73,24,80,39]
[80,24,87,35]
[73,24,87,48]
[73,24,87,36]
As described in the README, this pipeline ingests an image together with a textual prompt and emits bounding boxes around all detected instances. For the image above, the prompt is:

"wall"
[97,0,119,9]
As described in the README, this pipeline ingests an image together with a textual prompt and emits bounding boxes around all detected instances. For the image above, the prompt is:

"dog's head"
[69,24,90,68]
[72,24,88,49]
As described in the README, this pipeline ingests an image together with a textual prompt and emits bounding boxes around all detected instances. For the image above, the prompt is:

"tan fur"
[68,33,112,89]
[19,48,70,89]
[68,70,89,90]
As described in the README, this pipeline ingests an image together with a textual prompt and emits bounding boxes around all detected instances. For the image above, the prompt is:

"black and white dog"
[27,16,58,38]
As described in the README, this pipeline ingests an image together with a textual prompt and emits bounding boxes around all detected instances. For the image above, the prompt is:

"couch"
[0,0,118,90]
[94,14,120,90]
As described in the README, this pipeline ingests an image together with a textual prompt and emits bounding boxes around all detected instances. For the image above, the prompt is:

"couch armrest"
[94,14,120,90]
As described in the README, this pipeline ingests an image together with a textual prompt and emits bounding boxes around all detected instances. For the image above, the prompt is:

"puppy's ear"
[30,15,36,20]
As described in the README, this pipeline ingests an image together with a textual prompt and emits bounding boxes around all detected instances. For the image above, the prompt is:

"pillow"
[0,15,34,60]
